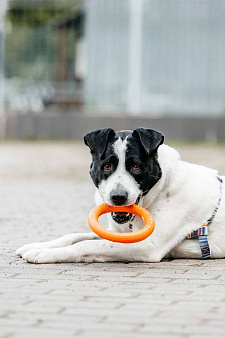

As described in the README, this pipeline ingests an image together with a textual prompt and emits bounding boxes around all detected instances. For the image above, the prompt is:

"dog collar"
[187,176,223,259]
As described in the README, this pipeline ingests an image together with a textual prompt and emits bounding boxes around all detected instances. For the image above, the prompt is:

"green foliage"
[8,8,70,27]
[7,0,83,26]
[5,7,81,81]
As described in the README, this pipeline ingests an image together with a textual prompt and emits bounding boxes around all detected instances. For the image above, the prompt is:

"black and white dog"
[17,128,225,263]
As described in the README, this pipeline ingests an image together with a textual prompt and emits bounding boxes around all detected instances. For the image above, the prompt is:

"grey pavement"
[0,141,225,338]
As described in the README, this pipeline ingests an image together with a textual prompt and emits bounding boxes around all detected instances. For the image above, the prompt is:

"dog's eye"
[132,165,141,173]
[103,164,111,172]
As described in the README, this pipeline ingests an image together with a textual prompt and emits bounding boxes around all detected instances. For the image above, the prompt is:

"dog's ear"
[132,128,164,155]
[84,128,115,159]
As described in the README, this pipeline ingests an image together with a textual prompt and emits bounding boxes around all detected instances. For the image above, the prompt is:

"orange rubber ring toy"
[88,203,155,243]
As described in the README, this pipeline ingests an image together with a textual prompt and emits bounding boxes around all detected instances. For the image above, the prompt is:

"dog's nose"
[110,190,128,206]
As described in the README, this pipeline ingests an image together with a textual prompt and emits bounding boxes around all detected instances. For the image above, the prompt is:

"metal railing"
[5,0,84,114]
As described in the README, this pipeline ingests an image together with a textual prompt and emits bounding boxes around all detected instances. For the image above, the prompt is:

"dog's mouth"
[111,212,133,224]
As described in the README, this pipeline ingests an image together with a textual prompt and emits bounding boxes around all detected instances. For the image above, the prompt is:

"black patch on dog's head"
[125,128,164,194]
[84,128,115,159]
[84,128,118,187]
[132,128,164,155]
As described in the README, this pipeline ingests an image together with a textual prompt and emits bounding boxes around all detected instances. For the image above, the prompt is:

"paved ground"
[0,141,225,338]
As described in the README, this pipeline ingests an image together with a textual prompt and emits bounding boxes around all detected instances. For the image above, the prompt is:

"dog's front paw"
[22,248,56,264]
[16,242,45,257]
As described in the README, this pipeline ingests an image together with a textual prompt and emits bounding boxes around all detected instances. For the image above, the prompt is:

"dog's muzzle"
[111,212,133,224]
[111,195,142,224]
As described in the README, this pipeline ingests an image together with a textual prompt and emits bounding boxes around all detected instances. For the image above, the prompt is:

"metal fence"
[5,0,84,114]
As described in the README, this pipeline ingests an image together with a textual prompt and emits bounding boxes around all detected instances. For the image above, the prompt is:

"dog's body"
[16,128,225,263]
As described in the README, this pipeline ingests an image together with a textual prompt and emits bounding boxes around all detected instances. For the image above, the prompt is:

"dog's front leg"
[21,239,155,264]
[16,232,99,257]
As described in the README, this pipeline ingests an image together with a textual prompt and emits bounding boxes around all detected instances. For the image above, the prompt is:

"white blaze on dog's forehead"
[98,135,141,206]
[113,137,128,168]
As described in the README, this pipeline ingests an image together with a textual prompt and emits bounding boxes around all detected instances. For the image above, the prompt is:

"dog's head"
[84,128,164,223]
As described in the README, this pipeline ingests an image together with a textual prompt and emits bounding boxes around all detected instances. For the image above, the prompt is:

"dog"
[16,128,225,263]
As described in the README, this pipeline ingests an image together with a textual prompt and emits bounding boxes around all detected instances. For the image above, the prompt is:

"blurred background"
[0,0,225,141]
